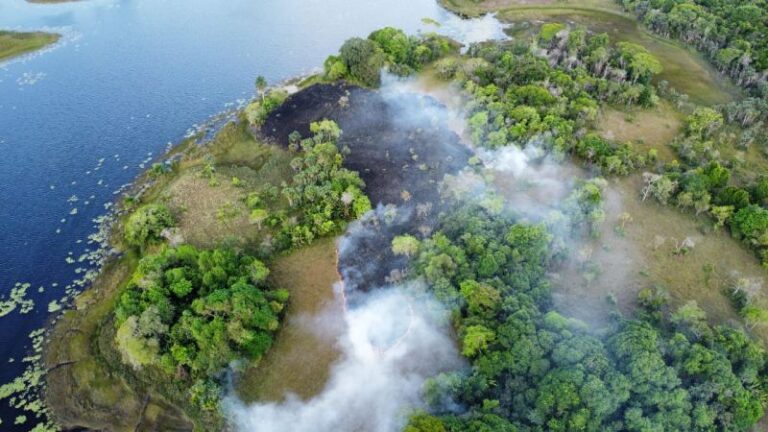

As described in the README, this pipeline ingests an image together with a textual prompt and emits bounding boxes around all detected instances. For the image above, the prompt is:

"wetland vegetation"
[0,30,59,62]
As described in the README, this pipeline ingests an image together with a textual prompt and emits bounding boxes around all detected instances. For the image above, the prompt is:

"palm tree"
[255,75,267,103]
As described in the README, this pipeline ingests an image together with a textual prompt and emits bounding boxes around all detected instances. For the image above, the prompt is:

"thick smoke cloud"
[477,141,581,221]
[225,286,462,432]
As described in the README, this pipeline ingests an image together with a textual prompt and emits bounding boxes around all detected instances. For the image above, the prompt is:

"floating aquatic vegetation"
[47,301,61,313]
[0,329,58,431]
[0,283,34,318]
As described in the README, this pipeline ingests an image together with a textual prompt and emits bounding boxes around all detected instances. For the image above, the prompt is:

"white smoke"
[433,12,509,47]
[475,142,581,221]
[225,287,462,432]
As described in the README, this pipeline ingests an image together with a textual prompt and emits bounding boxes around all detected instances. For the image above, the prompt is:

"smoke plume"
[225,286,462,432]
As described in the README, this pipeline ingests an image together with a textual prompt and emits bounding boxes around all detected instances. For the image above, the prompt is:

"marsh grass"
[438,0,622,18]
[0,31,59,62]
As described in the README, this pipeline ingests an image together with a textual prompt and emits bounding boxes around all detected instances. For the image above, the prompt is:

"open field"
[596,101,682,163]
[551,175,768,341]
[0,30,59,62]
[236,237,344,402]
[439,0,622,17]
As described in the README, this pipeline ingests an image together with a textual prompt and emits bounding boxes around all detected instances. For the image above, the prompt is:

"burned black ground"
[263,83,472,297]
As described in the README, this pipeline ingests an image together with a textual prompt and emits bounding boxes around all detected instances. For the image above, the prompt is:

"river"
[0,0,508,428]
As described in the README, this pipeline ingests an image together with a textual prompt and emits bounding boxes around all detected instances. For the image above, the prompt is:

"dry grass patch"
[165,171,253,249]
[597,101,682,163]
[551,175,768,340]
[236,237,344,402]
[438,0,620,17]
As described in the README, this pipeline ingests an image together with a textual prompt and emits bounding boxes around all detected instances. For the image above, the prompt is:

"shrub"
[124,204,175,247]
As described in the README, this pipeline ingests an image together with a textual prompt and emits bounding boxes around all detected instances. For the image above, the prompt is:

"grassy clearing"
[163,124,293,250]
[0,30,59,62]
[551,175,768,341]
[236,237,343,403]
[596,101,682,163]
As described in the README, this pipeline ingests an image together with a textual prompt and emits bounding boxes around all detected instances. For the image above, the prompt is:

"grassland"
[0,30,59,62]
[596,101,682,163]
[550,174,768,336]
[236,237,343,403]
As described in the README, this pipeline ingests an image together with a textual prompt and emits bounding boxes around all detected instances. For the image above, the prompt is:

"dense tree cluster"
[619,0,768,97]
[455,27,659,173]
[324,27,459,86]
[113,245,288,408]
[246,120,371,250]
[124,203,175,248]
[406,203,768,432]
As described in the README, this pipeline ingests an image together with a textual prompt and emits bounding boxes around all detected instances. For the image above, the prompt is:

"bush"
[124,204,175,247]
[339,37,386,87]
[244,89,288,126]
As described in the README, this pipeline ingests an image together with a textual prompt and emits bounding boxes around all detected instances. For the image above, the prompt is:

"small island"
[0,30,60,62]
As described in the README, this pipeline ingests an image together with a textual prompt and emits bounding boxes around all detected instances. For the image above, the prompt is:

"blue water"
[0,0,507,428]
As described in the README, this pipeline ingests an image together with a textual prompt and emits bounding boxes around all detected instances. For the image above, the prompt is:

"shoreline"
[40,74,330,429]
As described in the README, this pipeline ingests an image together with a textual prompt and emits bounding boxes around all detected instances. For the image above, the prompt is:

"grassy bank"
[0,30,59,62]
[44,118,302,429]
[438,0,623,18]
